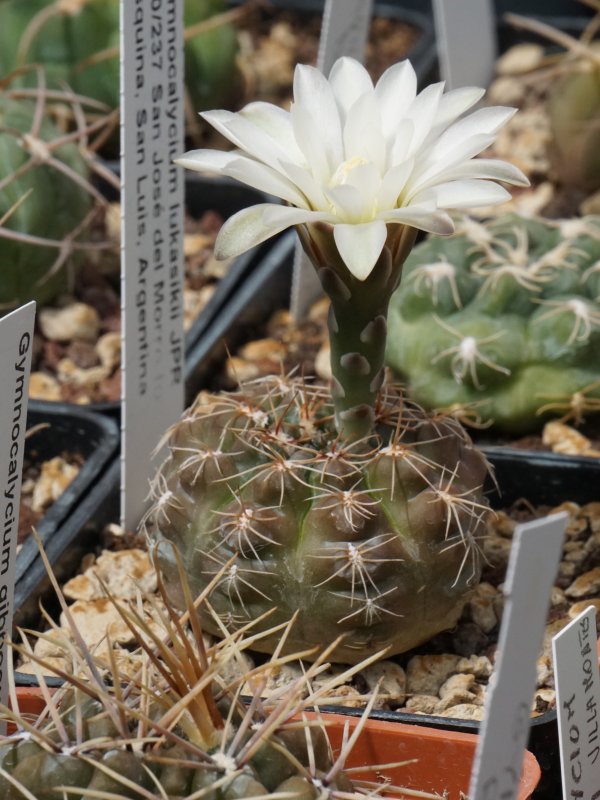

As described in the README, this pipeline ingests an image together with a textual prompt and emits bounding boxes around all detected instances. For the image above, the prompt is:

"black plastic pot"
[185,231,296,403]
[227,0,437,86]
[390,0,593,18]
[318,450,600,800]
[31,174,274,419]
[15,403,119,619]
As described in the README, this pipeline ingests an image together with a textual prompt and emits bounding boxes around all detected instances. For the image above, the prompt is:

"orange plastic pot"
[11,691,540,798]
[313,711,540,799]
[9,686,48,733]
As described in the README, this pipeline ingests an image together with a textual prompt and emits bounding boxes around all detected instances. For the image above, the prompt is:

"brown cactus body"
[147,376,490,664]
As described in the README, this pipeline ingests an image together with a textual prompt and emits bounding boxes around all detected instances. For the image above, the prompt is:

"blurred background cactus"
[386,214,600,433]
[0,70,117,311]
[506,10,600,195]
[0,0,243,149]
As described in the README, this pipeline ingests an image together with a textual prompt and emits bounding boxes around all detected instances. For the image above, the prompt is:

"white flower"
[177,57,528,281]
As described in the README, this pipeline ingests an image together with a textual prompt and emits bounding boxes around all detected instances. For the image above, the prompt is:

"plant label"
[552,605,600,799]
[432,0,496,90]
[0,301,35,709]
[120,0,185,529]
[290,0,374,319]
[469,511,568,800]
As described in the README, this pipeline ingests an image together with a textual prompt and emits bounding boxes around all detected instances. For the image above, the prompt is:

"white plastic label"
[469,512,568,800]
[432,0,496,90]
[553,605,600,799]
[0,301,35,707]
[290,0,374,319]
[120,0,185,530]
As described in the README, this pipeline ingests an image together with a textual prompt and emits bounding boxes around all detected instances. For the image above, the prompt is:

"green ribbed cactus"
[147,376,489,664]
[386,214,600,432]
[0,0,120,110]
[0,545,378,800]
[0,0,241,128]
[0,86,95,310]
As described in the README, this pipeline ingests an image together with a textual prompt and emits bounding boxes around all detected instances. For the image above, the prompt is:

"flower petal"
[427,106,516,162]
[406,82,445,156]
[333,220,388,280]
[174,149,238,172]
[427,158,529,187]
[327,163,382,222]
[389,119,415,166]
[208,111,299,174]
[425,86,485,143]
[240,102,305,164]
[342,92,386,171]
[404,133,496,198]
[262,204,333,228]
[375,60,417,138]
[378,159,415,209]
[224,157,308,206]
[215,204,329,259]
[419,179,512,209]
[329,57,374,121]
[176,149,309,206]
[279,160,328,209]
[378,205,455,235]
[326,184,368,222]
[292,64,343,180]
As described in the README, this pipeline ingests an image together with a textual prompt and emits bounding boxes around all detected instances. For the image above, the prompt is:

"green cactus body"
[0,93,92,308]
[0,0,239,115]
[385,214,600,432]
[0,0,119,109]
[0,727,327,798]
[546,64,600,193]
[184,0,241,114]
[0,692,359,799]
[146,375,489,664]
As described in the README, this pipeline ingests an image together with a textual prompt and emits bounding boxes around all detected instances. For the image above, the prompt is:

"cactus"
[0,540,419,800]
[386,214,600,433]
[0,74,116,311]
[505,12,600,193]
[147,57,527,663]
[0,0,241,131]
[183,0,242,117]
[0,0,120,111]
[146,376,489,664]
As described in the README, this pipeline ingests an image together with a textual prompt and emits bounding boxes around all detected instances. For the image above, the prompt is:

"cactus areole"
[148,57,527,662]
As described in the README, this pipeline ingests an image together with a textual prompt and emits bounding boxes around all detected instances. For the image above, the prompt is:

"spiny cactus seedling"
[506,11,600,193]
[148,56,527,662]
[386,213,600,433]
[0,69,118,311]
[0,538,440,800]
